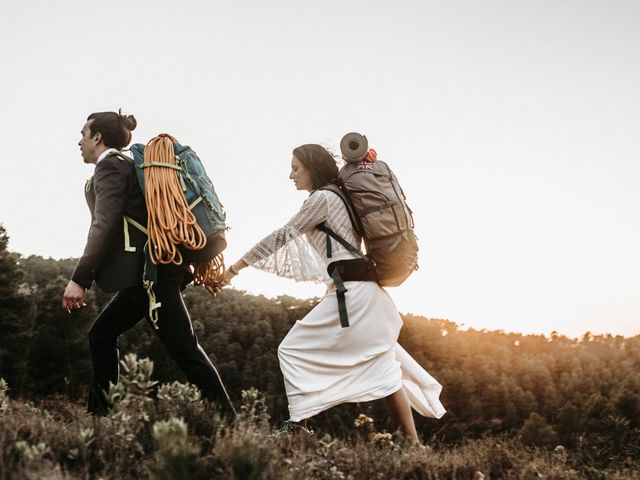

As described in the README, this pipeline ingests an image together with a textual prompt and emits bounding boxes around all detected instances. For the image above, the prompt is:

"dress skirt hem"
[278,281,446,422]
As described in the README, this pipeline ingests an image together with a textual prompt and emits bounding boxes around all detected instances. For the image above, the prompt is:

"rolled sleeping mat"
[340,132,368,163]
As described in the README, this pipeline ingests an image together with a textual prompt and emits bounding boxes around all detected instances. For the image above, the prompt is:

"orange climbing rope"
[142,134,225,286]
[192,255,225,285]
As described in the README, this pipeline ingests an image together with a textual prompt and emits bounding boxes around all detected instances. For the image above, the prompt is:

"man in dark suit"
[62,111,235,417]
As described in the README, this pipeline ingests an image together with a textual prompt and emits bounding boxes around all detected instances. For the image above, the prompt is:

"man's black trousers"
[87,265,235,417]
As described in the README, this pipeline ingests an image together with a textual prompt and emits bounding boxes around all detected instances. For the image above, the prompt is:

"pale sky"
[1,1,638,338]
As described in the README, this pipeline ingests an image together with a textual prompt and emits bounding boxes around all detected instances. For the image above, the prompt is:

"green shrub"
[149,417,203,479]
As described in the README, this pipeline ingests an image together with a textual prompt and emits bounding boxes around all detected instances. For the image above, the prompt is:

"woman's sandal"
[272,419,314,436]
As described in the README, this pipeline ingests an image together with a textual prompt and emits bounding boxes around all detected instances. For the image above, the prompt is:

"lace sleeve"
[241,191,330,282]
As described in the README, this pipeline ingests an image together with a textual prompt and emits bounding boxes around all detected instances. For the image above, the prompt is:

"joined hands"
[204,264,240,296]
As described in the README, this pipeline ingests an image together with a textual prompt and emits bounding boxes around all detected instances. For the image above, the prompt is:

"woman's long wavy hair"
[292,144,339,190]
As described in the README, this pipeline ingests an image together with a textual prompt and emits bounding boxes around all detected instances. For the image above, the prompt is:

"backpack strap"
[317,223,367,260]
[123,215,148,253]
[318,182,364,237]
[317,223,375,330]
[328,264,349,328]
[120,216,160,330]
[111,151,134,165]
[142,242,161,330]
[316,182,369,260]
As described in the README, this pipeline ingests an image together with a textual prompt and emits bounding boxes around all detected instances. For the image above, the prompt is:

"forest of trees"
[1,223,639,470]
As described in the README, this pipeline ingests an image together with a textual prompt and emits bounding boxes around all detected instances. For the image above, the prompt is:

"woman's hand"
[222,260,246,286]
[222,268,237,285]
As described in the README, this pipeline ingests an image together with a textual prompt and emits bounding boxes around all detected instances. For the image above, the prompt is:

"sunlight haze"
[1,0,638,339]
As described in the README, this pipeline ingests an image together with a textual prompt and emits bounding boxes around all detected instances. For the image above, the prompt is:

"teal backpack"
[118,134,227,328]
[129,138,227,265]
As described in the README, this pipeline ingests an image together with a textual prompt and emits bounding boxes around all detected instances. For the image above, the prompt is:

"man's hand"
[204,262,244,297]
[62,281,87,313]
[204,282,223,297]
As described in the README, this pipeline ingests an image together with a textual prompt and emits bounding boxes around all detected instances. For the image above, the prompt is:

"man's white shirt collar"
[96,148,120,164]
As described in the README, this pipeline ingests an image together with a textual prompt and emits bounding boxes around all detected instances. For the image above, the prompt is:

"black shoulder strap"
[318,181,364,237]
[317,223,366,259]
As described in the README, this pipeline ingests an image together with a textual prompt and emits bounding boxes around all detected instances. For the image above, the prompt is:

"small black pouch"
[328,258,378,283]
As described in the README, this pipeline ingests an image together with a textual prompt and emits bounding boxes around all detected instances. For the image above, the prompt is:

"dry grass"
[0,357,637,480]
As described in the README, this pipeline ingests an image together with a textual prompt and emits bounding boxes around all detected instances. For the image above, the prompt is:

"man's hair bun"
[118,109,137,131]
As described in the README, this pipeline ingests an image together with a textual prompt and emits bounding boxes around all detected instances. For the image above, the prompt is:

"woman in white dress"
[221,144,445,440]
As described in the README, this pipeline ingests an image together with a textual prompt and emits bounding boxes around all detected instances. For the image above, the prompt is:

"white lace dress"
[242,189,446,422]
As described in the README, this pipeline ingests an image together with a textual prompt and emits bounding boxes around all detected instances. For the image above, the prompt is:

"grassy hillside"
[1,356,638,480]
[1,238,639,479]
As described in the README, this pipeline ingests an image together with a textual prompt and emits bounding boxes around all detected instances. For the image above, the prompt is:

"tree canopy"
[0,223,638,458]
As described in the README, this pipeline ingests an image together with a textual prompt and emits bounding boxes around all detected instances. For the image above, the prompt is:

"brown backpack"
[318,133,419,287]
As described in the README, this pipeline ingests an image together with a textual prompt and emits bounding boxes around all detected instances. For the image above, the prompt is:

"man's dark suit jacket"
[72,152,148,293]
